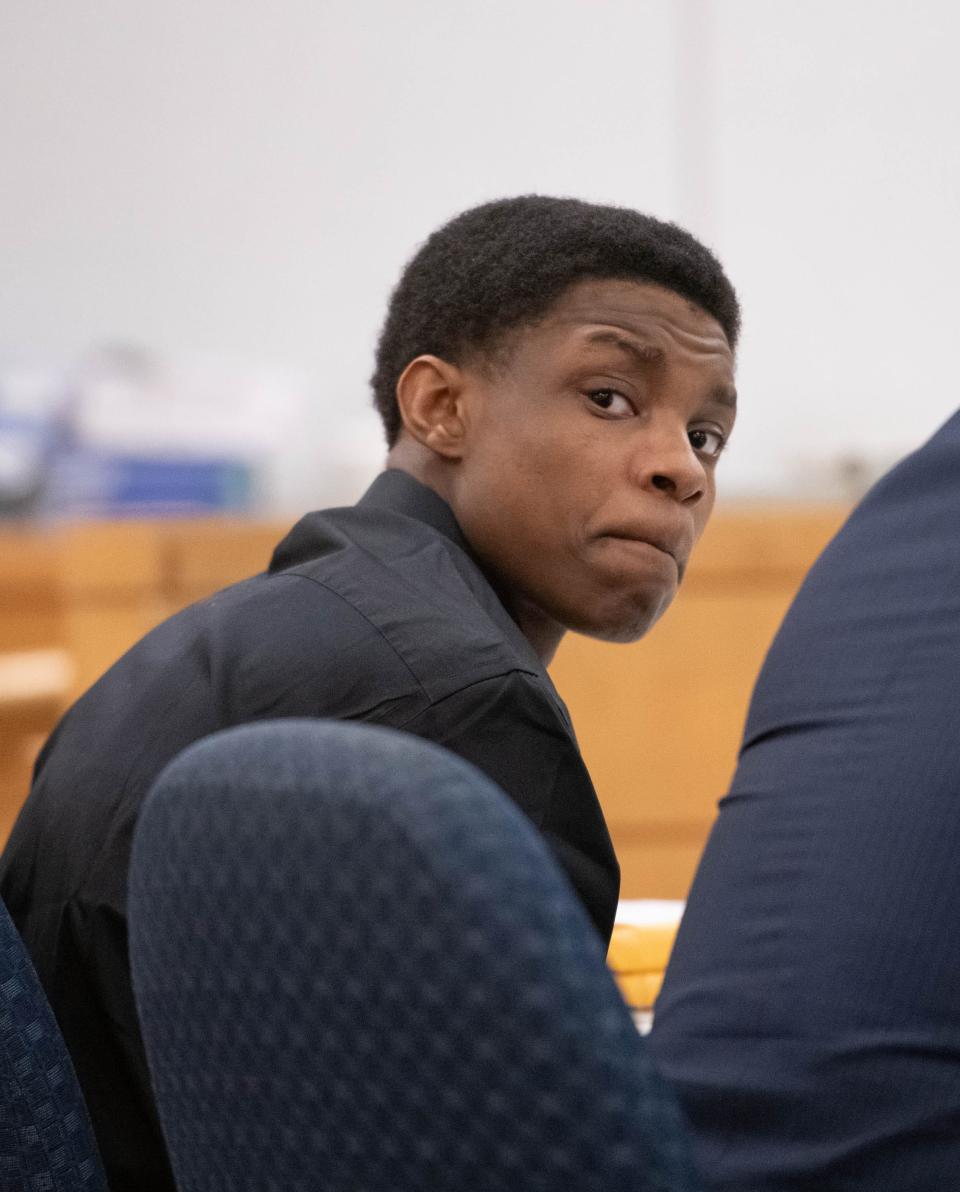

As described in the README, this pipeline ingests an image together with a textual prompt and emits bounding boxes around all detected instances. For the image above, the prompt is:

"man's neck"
[499,592,566,667]
[383,449,565,667]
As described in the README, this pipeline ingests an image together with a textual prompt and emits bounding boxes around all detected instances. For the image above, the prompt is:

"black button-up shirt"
[0,468,619,1192]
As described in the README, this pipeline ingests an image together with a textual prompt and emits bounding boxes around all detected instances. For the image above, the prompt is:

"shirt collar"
[357,469,472,555]
[357,469,575,738]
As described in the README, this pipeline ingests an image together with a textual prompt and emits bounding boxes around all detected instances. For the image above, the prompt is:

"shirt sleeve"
[396,670,619,943]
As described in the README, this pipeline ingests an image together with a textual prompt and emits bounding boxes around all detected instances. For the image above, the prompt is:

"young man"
[0,195,739,1190]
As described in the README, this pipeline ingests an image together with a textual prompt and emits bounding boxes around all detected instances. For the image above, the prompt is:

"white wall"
[708,0,960,495]
[3,0,958,507]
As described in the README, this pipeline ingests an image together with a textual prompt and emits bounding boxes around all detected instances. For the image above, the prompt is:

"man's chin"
[566,591,675,644]
[580,621,655,645]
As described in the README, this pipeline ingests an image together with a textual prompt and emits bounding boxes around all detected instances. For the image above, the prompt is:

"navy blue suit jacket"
[651,409,960,1190]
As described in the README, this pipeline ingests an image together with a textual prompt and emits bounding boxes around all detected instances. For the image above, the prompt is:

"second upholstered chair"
[0,896,106,1191]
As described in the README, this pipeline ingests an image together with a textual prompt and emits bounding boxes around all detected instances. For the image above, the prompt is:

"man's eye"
[688,427,726,458]
[587,389,634,416]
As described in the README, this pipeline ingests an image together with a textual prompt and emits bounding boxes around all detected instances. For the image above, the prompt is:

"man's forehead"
[533,278,734,373]
[546,278,728,342]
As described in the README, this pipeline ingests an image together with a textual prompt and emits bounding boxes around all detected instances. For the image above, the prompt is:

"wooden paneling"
[0,527,62,652]
[549,504,850,898]
[58,522,169,700]
[0,528,70,836]
[0,650,73,841]
[159,519,287,608]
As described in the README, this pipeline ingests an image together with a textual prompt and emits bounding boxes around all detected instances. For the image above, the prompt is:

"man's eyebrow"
[582,330,664,365]
[709,385,738,411]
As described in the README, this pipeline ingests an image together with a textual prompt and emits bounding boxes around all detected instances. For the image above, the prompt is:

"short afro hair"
[371,194,740,446]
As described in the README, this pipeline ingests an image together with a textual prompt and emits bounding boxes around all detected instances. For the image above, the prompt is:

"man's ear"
[395,355,469,459]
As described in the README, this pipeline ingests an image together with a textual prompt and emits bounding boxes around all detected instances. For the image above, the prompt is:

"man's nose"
[631,426,707,506]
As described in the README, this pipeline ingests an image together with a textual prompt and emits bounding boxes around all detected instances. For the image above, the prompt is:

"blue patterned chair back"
[129,719,701,1192]
[0,898,107,1191]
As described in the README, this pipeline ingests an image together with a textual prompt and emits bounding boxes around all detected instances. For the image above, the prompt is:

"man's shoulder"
[264,502,540,704]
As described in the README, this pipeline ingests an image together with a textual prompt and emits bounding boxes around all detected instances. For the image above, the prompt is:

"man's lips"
[596,526,691,578]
